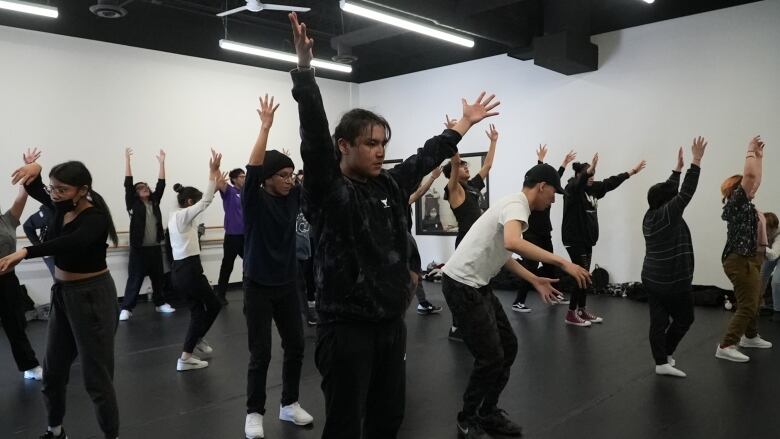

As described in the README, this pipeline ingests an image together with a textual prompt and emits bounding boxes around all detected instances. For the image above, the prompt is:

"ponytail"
[89,189,119,246]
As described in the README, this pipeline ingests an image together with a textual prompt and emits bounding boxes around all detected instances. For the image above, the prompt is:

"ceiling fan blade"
[261,4,311,12]
[216,5,249,17]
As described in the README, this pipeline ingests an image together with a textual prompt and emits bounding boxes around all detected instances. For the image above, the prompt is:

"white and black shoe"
[511,303,532,313]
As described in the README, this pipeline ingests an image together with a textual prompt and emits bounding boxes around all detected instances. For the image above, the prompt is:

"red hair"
[721,175,743,203]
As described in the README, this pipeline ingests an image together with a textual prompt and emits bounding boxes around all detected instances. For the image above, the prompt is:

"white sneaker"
[155,303,176,313]
[23,366,43,381]
[279,402,314,426]
[177,356,209,371]
[655,363,687,378]
[245,412,264,439]
[715,345,750,362]
[195,339,213,355]
[119,310,132,321]
[739,335,772,349]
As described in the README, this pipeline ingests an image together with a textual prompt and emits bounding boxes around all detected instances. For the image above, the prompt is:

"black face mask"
[53,198,78,213]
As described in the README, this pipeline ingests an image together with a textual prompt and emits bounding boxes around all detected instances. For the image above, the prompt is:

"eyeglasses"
[274,173,295,183]
[45,185,72,196]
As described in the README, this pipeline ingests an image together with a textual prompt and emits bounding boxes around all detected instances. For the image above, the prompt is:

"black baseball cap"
[524,163,565,194]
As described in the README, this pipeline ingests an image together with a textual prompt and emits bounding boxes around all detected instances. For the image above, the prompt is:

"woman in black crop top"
[1,156,121,439]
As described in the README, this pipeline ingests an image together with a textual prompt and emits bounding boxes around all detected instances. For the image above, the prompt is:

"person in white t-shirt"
[441,163,591,439]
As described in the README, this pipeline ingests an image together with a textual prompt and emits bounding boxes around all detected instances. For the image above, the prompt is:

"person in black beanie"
[289,12,497,439]
[561,153,646,327]
[643,137,707,378]
[512,144,576,312]
[242,95,312,439]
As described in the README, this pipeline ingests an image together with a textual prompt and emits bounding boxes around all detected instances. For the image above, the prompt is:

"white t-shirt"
[442,193,530,288]
[168,179,216,261]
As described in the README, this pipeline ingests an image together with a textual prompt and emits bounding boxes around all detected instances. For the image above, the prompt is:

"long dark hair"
[49,161,118,246]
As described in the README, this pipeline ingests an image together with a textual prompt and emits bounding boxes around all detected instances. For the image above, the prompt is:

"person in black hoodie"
[23,204,56,278]
[119,147,174,321]
[512,144,576,312]
[562,153,646,327]
[288,12,499,439]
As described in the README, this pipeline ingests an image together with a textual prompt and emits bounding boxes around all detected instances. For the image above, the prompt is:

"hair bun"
[173,183,182,193]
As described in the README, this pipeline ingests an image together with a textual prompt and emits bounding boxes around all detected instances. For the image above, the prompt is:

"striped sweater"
[641,165,700,291]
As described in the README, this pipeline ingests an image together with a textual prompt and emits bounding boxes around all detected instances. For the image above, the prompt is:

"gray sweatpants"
[42,272,120,438]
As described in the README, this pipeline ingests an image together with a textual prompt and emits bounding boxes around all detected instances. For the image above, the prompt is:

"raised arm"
[243,95,279,213]
[560,150,576,177]
[665,137,707,215]
[589,157,644,199]
[478,124,499,179]
[124,148,136,210]
[447,154,466,207]
[409,167,442,205]
[289,12,341,205]
[13,160,53,210]
[178,150,221,227]
[8,184,28,222]
[741,135,764,199]
[153,149,167,202]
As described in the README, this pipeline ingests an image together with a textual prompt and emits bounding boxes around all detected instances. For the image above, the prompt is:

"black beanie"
[647,181,678,209]
[262,150,295,181]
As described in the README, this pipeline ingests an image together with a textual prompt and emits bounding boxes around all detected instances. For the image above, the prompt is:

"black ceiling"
[0,0,763,82]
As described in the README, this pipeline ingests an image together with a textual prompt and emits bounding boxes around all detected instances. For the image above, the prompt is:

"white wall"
[0,25,357,305]
[358,0,780,288]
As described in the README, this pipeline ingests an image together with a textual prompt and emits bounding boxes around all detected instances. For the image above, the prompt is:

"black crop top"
[23,175,109,273]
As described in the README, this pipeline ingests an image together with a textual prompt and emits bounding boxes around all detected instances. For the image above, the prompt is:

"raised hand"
[156,149,166,164]
[561,150,577,168]
[125,147,133,162]
[281,148,291,157]
[444,114,458,130]
[461,92,500,125]
[23,147,41,165]
[11,163,42,185]
[630,160,647,176]
[257,94,280,128]
[675,147,684,172]
[691,136,707,165]
[536,144,548,162]
[289,12,314,68]
[589,153,599,175]
[485,124,499,142]
[209,148,222,174]
[217,171,229,190]
[748,135,765,158]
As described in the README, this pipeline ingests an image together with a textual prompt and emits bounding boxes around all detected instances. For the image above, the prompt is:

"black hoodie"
[561,170,629,247]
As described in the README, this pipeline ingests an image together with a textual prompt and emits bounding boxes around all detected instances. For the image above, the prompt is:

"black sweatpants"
[244,280,304,415]
[566,246,593,310]
[442,275,518,421]
[42,272,119,438]
[172,256,222,353]
[316,318,406,439]
[647,286,695,365]
[121,245,166,310]
[514,234,556,304]
[217,234,244,296]
[0,272,39,371]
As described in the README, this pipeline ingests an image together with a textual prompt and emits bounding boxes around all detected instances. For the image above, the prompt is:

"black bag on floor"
[591,265,609,294]
[624,282,648,302]
[690,284,731,307]
[489,259,525,290]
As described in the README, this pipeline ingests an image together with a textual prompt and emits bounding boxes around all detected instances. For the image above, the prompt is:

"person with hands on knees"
[242,94,313,439]
[443,122,499,341]
[3,149,121,439]
[0,148,43,382]
[120,147,174,321]
[441,162,591,439]
[643,137,708,378]
[168,149,224,372]
[562,152,647,326]
[288,11,499,439]
[512,145,576,312]
[716,136,772,362]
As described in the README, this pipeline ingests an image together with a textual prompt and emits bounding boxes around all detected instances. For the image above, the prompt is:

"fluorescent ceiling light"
[219,40,353,74]
[340,0,474,48]
[643,0,655,3]
[0,0,58,18]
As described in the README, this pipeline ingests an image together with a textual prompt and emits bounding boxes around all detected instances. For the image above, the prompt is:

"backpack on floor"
[690,284,731,307]
[624,282,648,302]
[591,265,610,294]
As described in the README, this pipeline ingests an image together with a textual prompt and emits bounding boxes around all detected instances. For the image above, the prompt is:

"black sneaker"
[448,327,464,342]
[40,429,67,439]
[417,301,443,315]
[478,408,523,437]
[457,418,492,439]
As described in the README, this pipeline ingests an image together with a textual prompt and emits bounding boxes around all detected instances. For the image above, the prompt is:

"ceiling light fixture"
[0,0,58,18]
[219,39,353,74]
[642,0,655,4]
[339,0,474,48]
